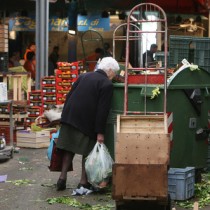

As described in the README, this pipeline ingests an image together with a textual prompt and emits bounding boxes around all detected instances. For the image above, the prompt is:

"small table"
[0,72,31,101]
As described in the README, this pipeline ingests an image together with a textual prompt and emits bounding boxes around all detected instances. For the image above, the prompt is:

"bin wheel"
[159,194,171,210]
[10,149,14,159]
[116,201,125,210]
[165,194,171,210]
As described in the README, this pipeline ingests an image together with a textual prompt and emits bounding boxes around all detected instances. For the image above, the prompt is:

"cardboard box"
[16,130,50,148]
[0,82,8,101]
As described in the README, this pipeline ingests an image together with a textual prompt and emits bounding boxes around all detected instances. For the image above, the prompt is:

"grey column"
[35,0,49,90]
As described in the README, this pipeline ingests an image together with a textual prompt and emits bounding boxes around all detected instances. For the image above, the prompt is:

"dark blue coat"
[61,70,113,139]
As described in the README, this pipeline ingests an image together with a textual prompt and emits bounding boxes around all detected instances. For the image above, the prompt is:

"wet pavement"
[0,148,114,210]
[0,148,209,210]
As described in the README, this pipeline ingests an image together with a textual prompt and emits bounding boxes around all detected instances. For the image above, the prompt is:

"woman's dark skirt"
[56,124,96,157]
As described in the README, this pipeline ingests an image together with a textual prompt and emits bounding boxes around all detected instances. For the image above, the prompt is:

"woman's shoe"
[56,179,66,191]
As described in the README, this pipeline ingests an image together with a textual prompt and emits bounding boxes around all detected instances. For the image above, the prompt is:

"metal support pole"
[35,0,49,90]
[9,101,13,146]
[209,10,210,37]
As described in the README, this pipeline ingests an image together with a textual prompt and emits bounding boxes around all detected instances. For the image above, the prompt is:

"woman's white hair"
[98,57,120,73]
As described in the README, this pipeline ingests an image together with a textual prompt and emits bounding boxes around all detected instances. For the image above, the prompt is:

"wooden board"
[112,164,168,200]
[16,140,50,149]
[115,133,170,164]
[16,130,50,138]
[16,130,50,148]
[117,115,167,134]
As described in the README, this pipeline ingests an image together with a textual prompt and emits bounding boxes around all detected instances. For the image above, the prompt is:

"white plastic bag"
[85,142,114,188]
[43,109,61,122]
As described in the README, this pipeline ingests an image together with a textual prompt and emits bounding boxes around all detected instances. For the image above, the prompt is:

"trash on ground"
[0,175,7,182]
[72,186,93,196]
[6,179,35,186]
[46,196,114,209]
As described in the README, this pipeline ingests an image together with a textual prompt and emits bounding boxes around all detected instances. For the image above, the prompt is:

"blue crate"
[168,167,195,201]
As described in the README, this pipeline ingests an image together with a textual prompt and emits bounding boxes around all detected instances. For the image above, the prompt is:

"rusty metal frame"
[123,3,168,118]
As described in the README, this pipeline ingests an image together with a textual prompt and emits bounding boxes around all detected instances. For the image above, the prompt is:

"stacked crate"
[25,62,81,127]
[169,35,192,68]
[41,76,57,109]
[27,90,43,126]
[55,62,79,105]
[0,24,8,72]
[0,103,15,144]
[27,106,43,126]
[169,35,210,73]
[0,103,9,114]
[0,103,28,144]
[78,60,85,74]
[13,104,28,130]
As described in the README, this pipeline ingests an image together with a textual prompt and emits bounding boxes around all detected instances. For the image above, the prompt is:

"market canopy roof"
[1,0,209,16]
[83,0,209,14]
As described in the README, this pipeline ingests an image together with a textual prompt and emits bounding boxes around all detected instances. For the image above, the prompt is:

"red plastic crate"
[42,93,56,101]
[55,69,78,76]
[29,101,43,107]
[43,101,57,109]
[57,62,78,70]
[56,93,67,104]
[42,86,56,93]
[128,74,164,84]
[0,125,17,144]
[56,86,71,94]
[0,104,9,114]
[56,80,73,87]
[41,76,56,86]
[28,90,42,100]
[27,106,43,116]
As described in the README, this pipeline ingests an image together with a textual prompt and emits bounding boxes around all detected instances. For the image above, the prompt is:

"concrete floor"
[0,148,209,210]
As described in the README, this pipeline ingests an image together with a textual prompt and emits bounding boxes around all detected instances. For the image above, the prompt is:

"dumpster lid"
[167,64,210,89]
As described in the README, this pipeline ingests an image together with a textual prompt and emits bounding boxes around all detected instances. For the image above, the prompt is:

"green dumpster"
[105,66,210,170]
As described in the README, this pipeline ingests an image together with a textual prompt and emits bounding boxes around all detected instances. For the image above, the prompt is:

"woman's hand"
[97,133,104,144]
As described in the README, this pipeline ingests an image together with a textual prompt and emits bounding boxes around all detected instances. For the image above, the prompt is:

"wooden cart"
[112,115,170,209]
[112,3,171,209]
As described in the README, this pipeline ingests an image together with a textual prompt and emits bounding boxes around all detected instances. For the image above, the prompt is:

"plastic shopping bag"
[47,129,60,161]
[47,129,73,172]
[85,142,114,188]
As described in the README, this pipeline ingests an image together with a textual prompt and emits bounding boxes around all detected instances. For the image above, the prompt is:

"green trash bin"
[105,66,210,171]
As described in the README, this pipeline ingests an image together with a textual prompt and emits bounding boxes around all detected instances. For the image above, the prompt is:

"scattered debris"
[176,173,210,208]
[0,175,7,183]
[46,196,115,209]
[41,183,55,188]
[19,167,33,171]
[18,157,29,164]
[14,147,20,153]
[7,179,35,186]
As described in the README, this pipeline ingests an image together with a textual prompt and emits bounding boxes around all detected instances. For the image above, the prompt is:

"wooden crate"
[112,164,168,200]
[16,130,50,148]
[115,133,170,164]
[112,114,170,200]
[115,114,170,164]
[116,114,167,134]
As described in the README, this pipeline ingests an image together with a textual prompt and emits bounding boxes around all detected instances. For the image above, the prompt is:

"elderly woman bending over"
[56,57,120,191]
